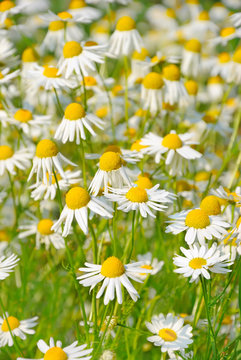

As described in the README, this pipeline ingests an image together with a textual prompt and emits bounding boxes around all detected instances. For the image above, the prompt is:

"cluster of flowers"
[1,0,241,359]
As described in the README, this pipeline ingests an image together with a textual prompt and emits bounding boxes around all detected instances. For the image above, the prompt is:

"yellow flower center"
[111,84,123,96]
[185,209,210,229]
[69,0,86,9]
[58,11,73,20]
[0,230,9,242]
[14,109,33,123]
[84,41,98,47]
[95,106,108,118]
[0,0,14,12]
[0,72,4,79]
[116,16,136,31]
[189,257,207,269]
[143,72,164,90]
[233,48,241,64]
[99,152,122,172]
[0,145,14,160]
[185,39,201,53]
[195,171,210,182]
[126,187,148,203]
[101,256,125,278]
[36,139,58,158]
[218,52,230,64]
[162,102,177,111]
[135,109,147,117]
[236,216,241,228]
[140,264,152,275]
[130,140,148,152]
[176,180,192,192]
[49,20,65,31]
[65,187,90,209]
[198,11,209,21]
[43,66,59,78]
[135,175,153,189]
[220,27,235,38]
[1,316,20,332]
[37,219,54,235]
[166,8,175,18]
[64,103,85,120]
[22,48,39,62]
[124,127,136,138]
[162,133,182,149]
[104,145,121,154]
[200,195,221,215]
[4,18,14,28]
[163,64,180,81]
[184,80,198,95]
[132,48,149,61]
[83,76,97,86]
[159,328,177,342]
[63,41,82,58]
[44,347,68,360]
[208,76,223,84]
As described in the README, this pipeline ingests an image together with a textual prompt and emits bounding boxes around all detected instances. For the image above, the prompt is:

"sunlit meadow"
[1,0,241,359]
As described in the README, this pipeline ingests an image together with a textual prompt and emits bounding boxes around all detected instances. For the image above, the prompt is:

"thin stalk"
[53,87,64,115]
[80,137,87,188]
[124,55,129,126]
[127,210,136,262]
[7,170,18,227]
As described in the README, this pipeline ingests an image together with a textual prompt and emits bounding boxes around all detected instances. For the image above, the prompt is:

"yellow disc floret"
[14,109,33,123]
[49,20,65,31]
[198,11,209,21]
[95,106,108,118]
[64,103,85,120]
[99,152,122,172]
[200,195,221,215]
[22,48,39,62]
[37,219,54,235]
[101,256,125,277]
[63,41,82,58]
[143,72,164,90]
[66,187,90,209]
[0,145,14,160]
[135,175,153,189]
[0,1,14,12]
[43,66,59,78]
[116,16,136,31]
[57,11,72,20]
[1,316,20,332]
[185,209,210,229]
[189,257,207,269]
[159,328,177,342]
[132,48,149,61]
[233,48,241,64]
[162,133,182,149]
[131,140,148,152]
[220,27,235,38]
[36,139,58,158]
[185,39,201,53]
[218,52,231,64]
[126,186,148,203]
[208,76,223,84]
[163,64,180,81]
[185,80,198,95]
[104,145,121,154]
[166,8,175,18]
[69,0,86,9]
[44,347,68,360]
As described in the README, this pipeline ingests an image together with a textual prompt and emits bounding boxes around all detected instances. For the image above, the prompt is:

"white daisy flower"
[0,313,38,347]
[209,2,229,23]
[7,108,50,136]
[17,337,92,360]
[146,313,193,353]
[230,12,241,28]
[0,0,26,23]
[28,139,77,185]
[29,169,82,201]
[135,252,164,280]
[19,217,65,250]
[163,64,189,106]
[105,184,175,218]
[77,256,151,305]
[58,40,105,78]
[40,9,94,24]
[85,144,140,165]
[54,102,104,143]
[68,0,101,21]
[0,145,32,176]
[186,11,218,40]
[0,254,19,280]
[88,151,132,196]
[40,20,66,56]
[0,68,20,85]
[108,16,143,57]
[181,39,201,78]
[141,72,164,114]
[211,186,241,204]
[140,131,202,175]
[0,38,18,66]
[211,52,232,81]
[229,48,241,84]
[27,65,76,90]
[173,243,233,282]
[51,186,113,237]
[146,5,178,31]
[166,208,230,245]
[211,26,241,46]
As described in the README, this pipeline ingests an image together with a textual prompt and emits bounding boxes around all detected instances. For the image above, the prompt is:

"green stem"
[124,55,129,126]
[127,211,136,263]
[7,171,18,227]
[80,137,87,188]
[53,87,64,115]
[53,168,63,211]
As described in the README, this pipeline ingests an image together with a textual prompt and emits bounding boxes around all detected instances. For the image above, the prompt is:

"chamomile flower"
[108,16,143,57]
[209,2,229,23]
[188,11,218,40]
[54,102,104,143]
[0,0,26,23]
[163,65,189,106]
[173,243,233,282]
[29,169,82,201]
[68,0,101,21]
[136,252,164,280]
[211,186,241,204]
[105,184,175,218]
[141,72,164,114]
[211,52,232,81]
[0,38,18,66]
[86,144,140,165]
[0,68,20,85]
[230,48,241,84]
[181,39,201,78]
[230,12,241,28]
[77,256,151,305]
[0,313,38,347]
[58,40,105,78]
[146,313,193,353]
[19,217,65,250]
[0,145,32,176]
[28,139,77,185]
[51,186,113,237]
[211,27,241,46]
[41,9,94,24]
[41,20,66,56]
[0,254,19,280]
[17,337,93,360]
[89,151,132,196]
[140,131,202,175]
[166,208,230,245]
